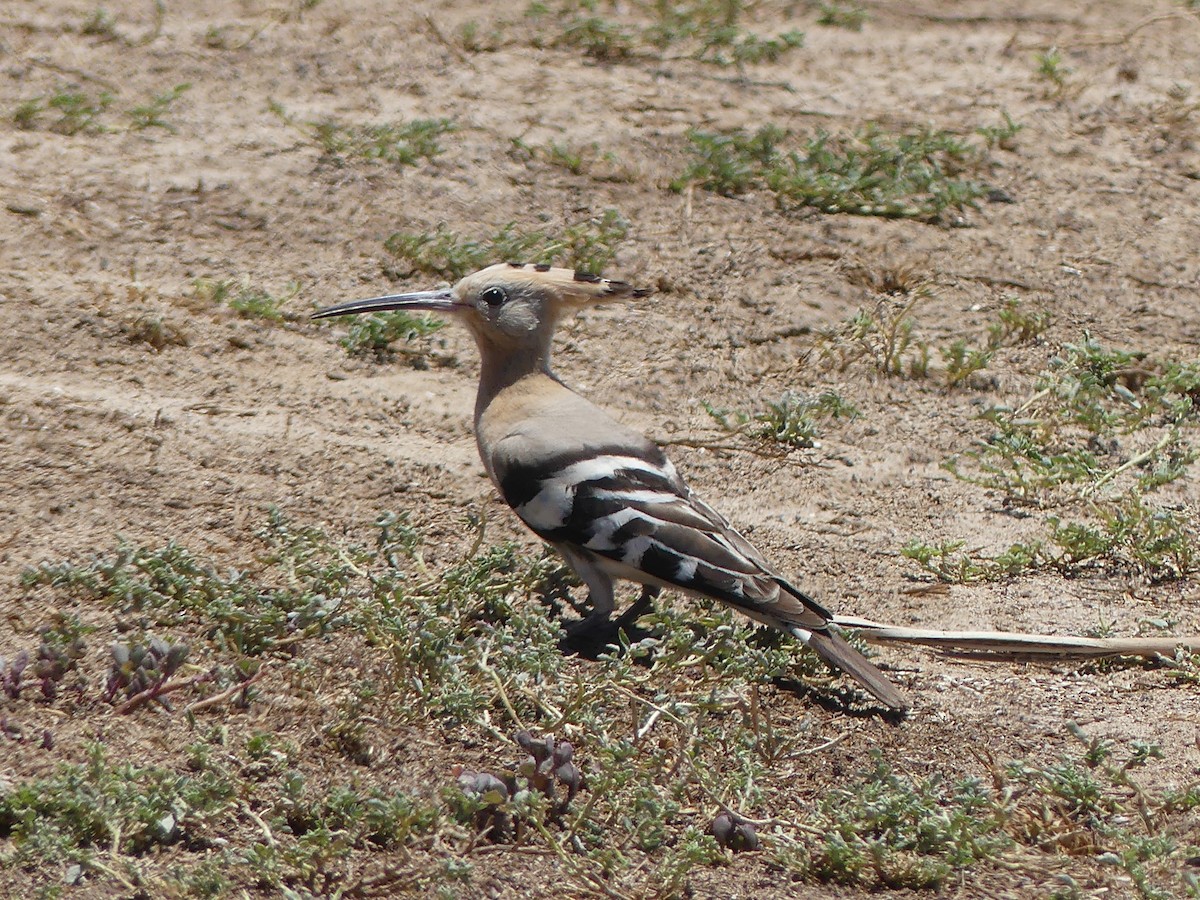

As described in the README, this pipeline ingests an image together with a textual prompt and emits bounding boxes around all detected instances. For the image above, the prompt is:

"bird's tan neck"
[474,369,564,433]
[470,326,557,414]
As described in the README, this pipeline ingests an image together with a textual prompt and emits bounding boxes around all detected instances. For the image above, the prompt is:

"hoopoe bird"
[314,263,907,710]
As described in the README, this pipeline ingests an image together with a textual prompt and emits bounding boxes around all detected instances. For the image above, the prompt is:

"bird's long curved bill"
[311,289,458,319]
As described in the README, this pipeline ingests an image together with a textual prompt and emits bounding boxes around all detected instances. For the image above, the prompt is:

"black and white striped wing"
[495,449,829,625]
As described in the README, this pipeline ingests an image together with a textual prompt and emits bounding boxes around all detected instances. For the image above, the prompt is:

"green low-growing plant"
[816,292,931,377]
[14,82,192,135]
[536,0,805,67]
[908,335,1199,584]
[270,100,456,169]
[987,297,1051,347]
[512,138,634,182]
[13,86,114,134]
[338,309,447,361]
[0,743,238,868]
[773,753,1011,888]
[21,511,359,655]
[946,338,1200,504]
[384,208,630,279]
[817,296,1050,386]
[194,275,301,321]
[771,729,1198,895]
[1035,46,1072,96]
[705,390,858,449]
[0,737,454,895]
[976,111,1024,151]
[816,2,868,31]
[673,124,996,221]
[17,504,1200,896]
[126,82,190,132]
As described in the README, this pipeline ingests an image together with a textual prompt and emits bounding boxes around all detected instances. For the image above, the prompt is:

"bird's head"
[313,262,651,353]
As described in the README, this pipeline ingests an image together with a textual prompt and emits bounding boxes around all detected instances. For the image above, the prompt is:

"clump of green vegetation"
[976,110,1024,151]
[456,19,506,52]
[780,730,1199,893]
[815,2,868,31]
[18,508,1200,896]
[947,338,1200,502]
[384,209,630,279]
[905,494,1196,584]
[818,292,932,378]
[511,138,635,182]
[80,7,120,39]
[126,82,190,132]
[705,390,858,450]
[816,296,1050,386]
[533,0,805,67]
[554,10,639,59]
[13,81,191,134]
[644,2,805,67]
[672,123,998,221]
[1034,46,1073,97]
[773,753,1011,888]
[270,100,456,169]
[13,86,113,134]
[0,737,453,895]
[0,743,238,867]
[987,297,1052,346]
[908,337,1200,583]
[120,313,190,351]
[339,309,447,362]
[22,511,358,655]
[194,275,300,321]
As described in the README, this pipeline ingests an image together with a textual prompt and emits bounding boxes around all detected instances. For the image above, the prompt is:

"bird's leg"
[614,585,660,630]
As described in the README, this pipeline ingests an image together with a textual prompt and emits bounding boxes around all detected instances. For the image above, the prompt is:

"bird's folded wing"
[496,449,828,625]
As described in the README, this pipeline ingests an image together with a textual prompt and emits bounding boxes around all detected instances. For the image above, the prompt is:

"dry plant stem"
[115,671,213,714]
[836,616,1200,659]
[185,665,268,714]
[420,13,478,69]
[239,799,277,847]
[475,649,526,731]
[1082,429,1175,496]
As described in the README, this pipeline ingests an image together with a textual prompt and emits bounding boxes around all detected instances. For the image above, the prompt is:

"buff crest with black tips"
[313,262,907,710]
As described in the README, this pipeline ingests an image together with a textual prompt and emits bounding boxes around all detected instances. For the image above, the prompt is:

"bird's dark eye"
[481,286,508,307]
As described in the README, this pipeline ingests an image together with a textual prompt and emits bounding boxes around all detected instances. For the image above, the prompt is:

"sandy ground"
[2,0,1199,896]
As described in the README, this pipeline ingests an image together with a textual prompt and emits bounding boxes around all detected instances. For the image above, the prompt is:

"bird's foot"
[559,587,659,659]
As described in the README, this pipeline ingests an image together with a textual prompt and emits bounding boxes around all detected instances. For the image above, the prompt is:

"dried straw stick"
[834,615,1200,661]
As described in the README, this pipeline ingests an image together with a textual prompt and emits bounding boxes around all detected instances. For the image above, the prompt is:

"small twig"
[475,650,525,731]
[85,858,138,892]
[1013,387,1050,417]
[836,615,1200,660]
[1070,12,1199,48]
[529,816,627,900]
[28,57,119,91]
[185,665,268,714]
[653,434,817,468]
[794,731,848,756]
[420,14,478,70]
[239,800,277,847]
[635,707,663,741]
[1083,429,1175,496]
[953,272,1038,291]
[115,671,212,714]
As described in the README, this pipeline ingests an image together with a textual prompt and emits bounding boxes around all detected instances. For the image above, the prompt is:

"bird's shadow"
[557,618,655,661]
[772,676,909,724]
[537,585,909,721]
